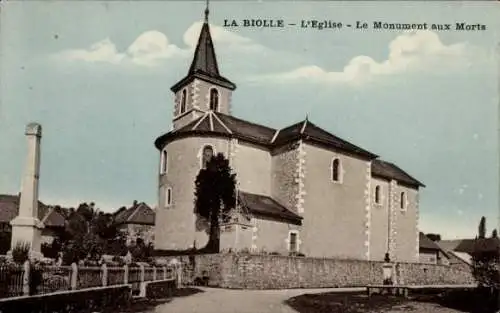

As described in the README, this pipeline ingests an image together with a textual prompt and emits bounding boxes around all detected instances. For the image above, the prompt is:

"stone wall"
[157,253,475,290]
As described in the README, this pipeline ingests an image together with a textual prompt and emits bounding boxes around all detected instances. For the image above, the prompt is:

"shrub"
[12,242,30,264]
[43,274,70,293]
[112,255,126,266]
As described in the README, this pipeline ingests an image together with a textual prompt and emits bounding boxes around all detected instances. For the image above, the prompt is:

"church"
[153,7,425,262]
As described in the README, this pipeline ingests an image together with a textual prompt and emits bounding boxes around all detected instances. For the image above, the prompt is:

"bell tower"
[170,2,236,130]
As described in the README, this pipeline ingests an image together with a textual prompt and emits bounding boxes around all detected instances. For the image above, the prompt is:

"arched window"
[161,150,168,174]
[400,192,406,210]
[209,88,219,111]
[166,187,172,207]
[180,89,187,114]
[201,145,214,169]
[375,185,381,204]
[331,158,341,182]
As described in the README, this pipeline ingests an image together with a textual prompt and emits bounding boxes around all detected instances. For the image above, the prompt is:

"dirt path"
[154,287,364,313]
[152,287,466,313]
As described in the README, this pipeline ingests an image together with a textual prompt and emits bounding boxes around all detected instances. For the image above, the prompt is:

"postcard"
[0,1,498,312]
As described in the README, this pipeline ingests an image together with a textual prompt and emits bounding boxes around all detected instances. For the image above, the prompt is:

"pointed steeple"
[188,0,220,76]
[170,1,236,92]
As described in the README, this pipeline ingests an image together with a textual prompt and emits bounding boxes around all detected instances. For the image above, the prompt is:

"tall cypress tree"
[194,153,237,252]
[479,216,487,239]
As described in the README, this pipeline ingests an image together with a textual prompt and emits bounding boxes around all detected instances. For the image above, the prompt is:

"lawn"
[285,290,499,313]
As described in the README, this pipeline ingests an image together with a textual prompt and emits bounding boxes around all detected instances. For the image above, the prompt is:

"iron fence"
[78,267,102,289]
[0,262,178,299]
[107,267,125,286]
[36,265,72,294]
[0,264,24,298]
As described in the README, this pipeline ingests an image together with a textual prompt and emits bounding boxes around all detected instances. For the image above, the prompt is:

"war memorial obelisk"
[9,123,45,259]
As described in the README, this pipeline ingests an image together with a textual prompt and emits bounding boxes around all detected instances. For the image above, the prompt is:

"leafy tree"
[479,216,487,239]
[471,217,500,311]
[194,152,237,253]
[492,229,498,238]
[60,202,123,264]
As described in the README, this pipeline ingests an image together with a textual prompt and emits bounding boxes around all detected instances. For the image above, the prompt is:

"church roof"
[189,21,219,77]
[155,113,425,188]
[371,159,425,188]
[155,112,376,159]
[171,14,236,92]
[272,119,377,158]
[238,191,302,225]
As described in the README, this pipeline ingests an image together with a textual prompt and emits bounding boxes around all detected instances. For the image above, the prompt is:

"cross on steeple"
[204,0,209,23]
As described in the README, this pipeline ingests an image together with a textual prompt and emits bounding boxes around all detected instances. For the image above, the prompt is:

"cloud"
[54,22,266,67]
[249,30,472,86]
[126,31,187,66]
[184,21,266,53]
[57,38,125,64]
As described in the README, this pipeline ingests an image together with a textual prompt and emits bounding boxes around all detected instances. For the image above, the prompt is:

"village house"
[0,194,67,254]
[418,232,451,265]
[153,8,425,262]
[113,201,155,246]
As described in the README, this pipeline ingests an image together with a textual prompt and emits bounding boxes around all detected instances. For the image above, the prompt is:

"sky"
[0,1,498,240]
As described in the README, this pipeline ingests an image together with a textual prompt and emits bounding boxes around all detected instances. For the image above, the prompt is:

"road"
[152,287,363,313]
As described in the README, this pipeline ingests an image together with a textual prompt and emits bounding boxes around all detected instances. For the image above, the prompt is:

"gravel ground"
[136,288,471,313]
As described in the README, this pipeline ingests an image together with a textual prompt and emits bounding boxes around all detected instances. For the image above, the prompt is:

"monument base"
[9,216,44,260]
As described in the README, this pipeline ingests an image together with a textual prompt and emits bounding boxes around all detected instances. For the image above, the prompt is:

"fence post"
[22,260,30,296]
[123,265,129,285]
[162,266,167,280]
[101,263,108,287]
[139,264,146,297]
[153,266,157,281]
[139,264,145,283]
[71,262,78,290]
[176,263,182,287]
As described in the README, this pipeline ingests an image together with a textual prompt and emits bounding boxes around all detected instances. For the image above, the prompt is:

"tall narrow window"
[201,145,214,169]
[331,158,341,182]
[289,232,298,252]
[209,88,219,111]
[375,185,381,204]
[400,192,406,210]
[180,89,187,114]
[165,187,172,207]
[161,150,168,174]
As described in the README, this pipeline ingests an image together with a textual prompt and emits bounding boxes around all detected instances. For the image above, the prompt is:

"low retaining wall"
[156,253,475,289]
[144,278,177,299]
[0,284,132,313]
